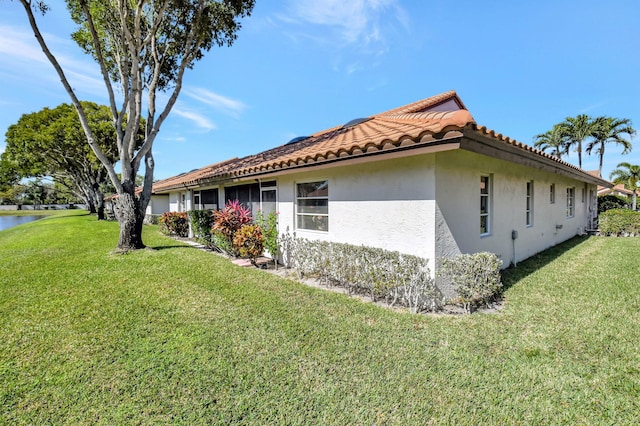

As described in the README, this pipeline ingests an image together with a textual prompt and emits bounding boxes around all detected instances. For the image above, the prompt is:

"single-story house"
[597,183,634,198]
[104,187,169,218]
[151,90,611,297]
[585,171,633,198]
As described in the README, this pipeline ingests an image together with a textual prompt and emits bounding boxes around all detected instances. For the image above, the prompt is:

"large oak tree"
[19,0,255,251]
[3,102,121,218]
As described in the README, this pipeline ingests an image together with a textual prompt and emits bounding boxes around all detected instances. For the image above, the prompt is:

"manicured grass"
[1,213,639,424]
[0,209,70,216]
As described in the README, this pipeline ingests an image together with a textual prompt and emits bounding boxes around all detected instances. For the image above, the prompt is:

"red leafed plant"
[212,200,253,255]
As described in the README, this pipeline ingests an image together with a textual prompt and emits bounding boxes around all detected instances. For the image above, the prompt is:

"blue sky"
[1,0,639,181]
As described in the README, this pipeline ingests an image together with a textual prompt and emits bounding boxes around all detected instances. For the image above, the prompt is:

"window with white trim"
[260,181,277,216]
[550,184,556,204]
[566,187,575,218]
[526,181,533,227]
[480,175,491,235]
[193,191,202,210]
[296,180,328,231]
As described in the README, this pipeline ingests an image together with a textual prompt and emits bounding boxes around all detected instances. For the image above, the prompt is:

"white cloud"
[281,0,409,47]
[0,25,49,64]
[0,25,106,99]
[183,87,247,118]
[172,108,217,131]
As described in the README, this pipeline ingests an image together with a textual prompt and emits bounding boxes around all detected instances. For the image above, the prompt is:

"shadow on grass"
[501,235,591,291]
[148,244,200,251]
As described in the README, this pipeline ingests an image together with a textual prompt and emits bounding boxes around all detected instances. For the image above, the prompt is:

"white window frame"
[296,180,329,232]
[550,183,556,204]
[526,181,534,227]
[193,191,202,210]
[566,187,575,218]
[259,181,277,215]
[480,175,491,236]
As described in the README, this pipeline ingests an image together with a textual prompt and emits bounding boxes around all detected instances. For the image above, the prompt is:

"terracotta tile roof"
[376,90,467,116]
[466,124,611,185]
[152,158,239,192]
[151,90,611,191]
[598,183,633,196]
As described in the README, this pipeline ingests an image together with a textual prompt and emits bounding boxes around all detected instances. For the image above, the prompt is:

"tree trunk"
[87,199,97,214]
[114,191,145,251]
[91,186,106,220]
[97,203,106,220]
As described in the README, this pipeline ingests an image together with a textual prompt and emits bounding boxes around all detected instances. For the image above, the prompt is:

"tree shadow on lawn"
[149,244,198,251]
[500,235,591,291]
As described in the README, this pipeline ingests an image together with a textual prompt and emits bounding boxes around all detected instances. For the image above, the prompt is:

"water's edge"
[0,215,44,232]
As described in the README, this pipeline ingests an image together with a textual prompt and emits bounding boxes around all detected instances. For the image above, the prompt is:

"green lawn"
[1,212,639,424]
[0,209,71,216]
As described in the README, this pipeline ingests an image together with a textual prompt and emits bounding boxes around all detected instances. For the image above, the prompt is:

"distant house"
[104,187,169,218]
[151,91,611,297]
[597,183,634,198]
[585,171,633,199]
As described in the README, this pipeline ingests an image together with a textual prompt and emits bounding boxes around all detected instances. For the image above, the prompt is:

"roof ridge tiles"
[375,90,460,116]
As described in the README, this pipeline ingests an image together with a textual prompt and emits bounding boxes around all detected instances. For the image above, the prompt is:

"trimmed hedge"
[281,232,443,313]
[439,252,503,313]
[188,209,214,246]
[598,194,629,214]
[599,209,640,236]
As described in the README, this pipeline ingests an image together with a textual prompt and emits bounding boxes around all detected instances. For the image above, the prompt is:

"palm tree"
[610,162,640,210]
[586,116,635,177]
[559,114,594,169]
[533,124,568,159]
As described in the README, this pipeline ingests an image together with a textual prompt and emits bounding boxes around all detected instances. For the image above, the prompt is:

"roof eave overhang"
[461,127,613,188]
[223,133,465,181]
[151,132,466,191]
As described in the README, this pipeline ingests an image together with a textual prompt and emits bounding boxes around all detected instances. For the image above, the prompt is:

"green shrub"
[158,212,189,237]
[144,214,161,225]
[599,209,640,236]
[233,224,264,265]
[439,252,503,313]
[256,210,279,267]
[281,231,442,313]
[188,209,214,246]
[598,194,629,214]
[212,230,234,256]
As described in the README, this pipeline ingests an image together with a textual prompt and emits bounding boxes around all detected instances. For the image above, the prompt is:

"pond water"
[0,215,44,232]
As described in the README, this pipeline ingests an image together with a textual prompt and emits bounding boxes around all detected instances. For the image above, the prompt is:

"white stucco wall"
[168,191,191,212]
[158,145,596,298]
[146,194,170,215]
[169,192,179,212]
[276,155,438,271]
[434,150,596,267]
